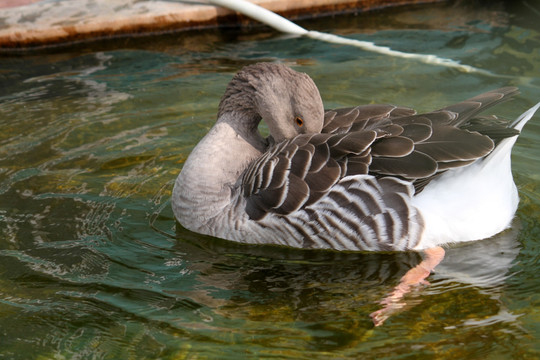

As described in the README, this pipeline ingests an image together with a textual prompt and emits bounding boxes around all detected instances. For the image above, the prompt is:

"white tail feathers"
[511,102,540,131]
[486,102,540,164]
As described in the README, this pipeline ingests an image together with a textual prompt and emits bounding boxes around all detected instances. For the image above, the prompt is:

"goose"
[172,62,539,324]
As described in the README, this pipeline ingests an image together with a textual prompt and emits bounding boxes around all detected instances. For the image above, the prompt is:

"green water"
[1,1,540,358]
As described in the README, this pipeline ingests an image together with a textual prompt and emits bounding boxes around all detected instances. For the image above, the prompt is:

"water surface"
[1,1,540,358]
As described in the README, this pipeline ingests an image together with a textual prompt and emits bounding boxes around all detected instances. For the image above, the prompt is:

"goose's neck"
[172,111,266,233]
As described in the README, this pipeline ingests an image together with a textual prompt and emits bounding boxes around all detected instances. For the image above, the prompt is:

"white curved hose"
[208,0,307,35]
[207,0,492,75]
[306,31,488,74]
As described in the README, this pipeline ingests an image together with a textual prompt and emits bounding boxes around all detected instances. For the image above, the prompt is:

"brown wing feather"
[442,87,519,126]
[242,131,377,220]
[325,88,520,189]
[323,104,416,134]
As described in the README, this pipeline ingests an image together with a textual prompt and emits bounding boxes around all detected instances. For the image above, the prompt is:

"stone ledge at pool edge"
[0,0,442,49]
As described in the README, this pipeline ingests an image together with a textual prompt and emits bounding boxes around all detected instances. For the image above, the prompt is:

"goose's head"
[217,63,325,144]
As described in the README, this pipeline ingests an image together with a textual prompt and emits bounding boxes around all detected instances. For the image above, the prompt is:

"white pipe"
[208,0,307,35]
[207,0,493,75]
[306,31,490,74]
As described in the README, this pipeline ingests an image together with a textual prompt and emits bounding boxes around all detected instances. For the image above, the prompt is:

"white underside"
[412,102,540,250]
[412,149,518,249]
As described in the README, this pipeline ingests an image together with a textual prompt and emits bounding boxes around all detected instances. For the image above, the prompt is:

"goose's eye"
[295,116,304,127]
